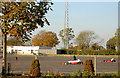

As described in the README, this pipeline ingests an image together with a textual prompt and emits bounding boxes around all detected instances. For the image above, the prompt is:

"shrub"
[100,73,112,78]
[70,70,82,78]
[116,70,120,77]
[84,59,94,72]
[70,49,118,55]
[29,59,41,77]
[83,59,94,76]
[83,71,94,77]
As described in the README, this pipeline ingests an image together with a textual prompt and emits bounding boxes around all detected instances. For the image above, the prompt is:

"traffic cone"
[81,62,83,65]
[62,62,64,65]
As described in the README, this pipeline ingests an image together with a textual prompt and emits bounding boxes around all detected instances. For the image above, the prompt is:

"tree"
[32,30,59,47]
[23,40,33,46]
[91,43,99,50]
[115,28,120,52]
[117,28,120,53]
[75,30,97,50]
[59,28,75,49]
[106,37,116,50]
[91,43,105,51]
[106,28,119,50]
[0,32,2,45]
[7,37,23,46]
[1,1,53,75]
[0,32,2,51]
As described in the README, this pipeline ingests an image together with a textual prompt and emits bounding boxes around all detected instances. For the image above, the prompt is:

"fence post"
[94,55,97,75]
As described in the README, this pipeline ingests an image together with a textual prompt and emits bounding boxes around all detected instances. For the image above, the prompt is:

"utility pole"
[64,0,69,49]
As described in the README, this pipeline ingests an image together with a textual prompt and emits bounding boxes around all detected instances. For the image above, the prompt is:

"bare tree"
[59,28,75,49]
[76,30,97,49]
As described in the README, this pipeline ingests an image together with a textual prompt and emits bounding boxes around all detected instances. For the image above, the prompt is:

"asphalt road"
[6,54,119,74]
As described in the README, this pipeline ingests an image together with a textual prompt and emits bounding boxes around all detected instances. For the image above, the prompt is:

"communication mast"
[64,0,69,49]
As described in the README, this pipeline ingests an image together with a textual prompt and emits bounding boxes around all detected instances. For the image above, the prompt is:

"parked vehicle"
[36,53,43,55]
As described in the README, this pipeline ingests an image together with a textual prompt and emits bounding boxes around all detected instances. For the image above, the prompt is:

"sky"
[32,2,118,48]
[51,0,120,2]
[0,0,119,49]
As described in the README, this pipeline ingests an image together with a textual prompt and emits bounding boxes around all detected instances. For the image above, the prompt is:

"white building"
[7,46,39,54]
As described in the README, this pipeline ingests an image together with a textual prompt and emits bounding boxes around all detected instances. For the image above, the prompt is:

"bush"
[70,69,82,77]
[76,69,82,77]
[116,70,120,77]
[101,73,112,78]
[83,59,94,76]
[29,59,41,77]
[66,49,118,55]
[83,71,94,77]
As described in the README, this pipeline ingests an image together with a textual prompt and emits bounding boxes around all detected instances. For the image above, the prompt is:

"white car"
[66,59,83,65]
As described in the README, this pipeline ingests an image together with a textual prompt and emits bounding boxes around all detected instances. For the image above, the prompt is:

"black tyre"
[113,60,116,62]
[103,60,105,62]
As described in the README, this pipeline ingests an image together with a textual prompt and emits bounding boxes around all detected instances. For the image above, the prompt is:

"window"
[31,50,33,53]
[11,49,14,53]
[11,49,13,52]
[15,49,18,53]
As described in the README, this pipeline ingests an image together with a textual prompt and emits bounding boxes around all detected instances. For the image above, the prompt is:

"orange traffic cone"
[81,62,83,65]
[62,62,64,65]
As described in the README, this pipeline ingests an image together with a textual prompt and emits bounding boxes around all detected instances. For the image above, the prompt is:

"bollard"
[8,63,11,74]
[16,57,18,60]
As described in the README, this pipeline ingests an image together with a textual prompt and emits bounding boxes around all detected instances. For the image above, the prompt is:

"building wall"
[7,46,60,54]
[7,46,39,54]
[38,49,57,54]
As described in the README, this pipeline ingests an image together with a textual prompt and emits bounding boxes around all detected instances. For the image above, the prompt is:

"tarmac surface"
[6,54,120,74]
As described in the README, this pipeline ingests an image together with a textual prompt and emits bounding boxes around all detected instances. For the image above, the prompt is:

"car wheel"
[103,60,105,62]
[113,60,116,62]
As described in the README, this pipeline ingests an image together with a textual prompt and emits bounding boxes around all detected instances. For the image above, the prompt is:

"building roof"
[39,47,52,49]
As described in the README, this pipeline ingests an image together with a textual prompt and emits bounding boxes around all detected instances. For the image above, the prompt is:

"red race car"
[103,58,116,62]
